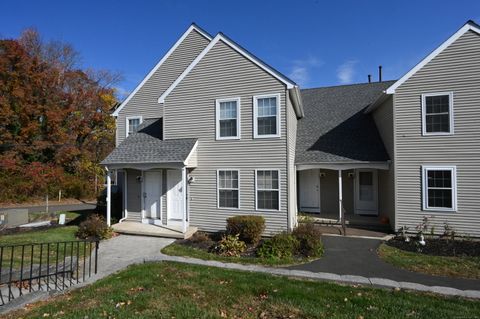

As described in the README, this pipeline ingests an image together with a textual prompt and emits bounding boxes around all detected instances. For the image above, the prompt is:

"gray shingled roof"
[101,118,197,165]
[296,81,396,164]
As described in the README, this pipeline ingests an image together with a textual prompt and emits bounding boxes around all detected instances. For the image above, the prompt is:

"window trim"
[421,92,454,136]
[422,165,457,212]
[125,116,143,137]
[255,169,281,211]
[216,169,241,209]
[253,93,281,139]
[215,97,241,140]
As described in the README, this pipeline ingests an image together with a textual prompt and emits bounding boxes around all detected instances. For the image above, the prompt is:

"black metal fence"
[0,239,99,306]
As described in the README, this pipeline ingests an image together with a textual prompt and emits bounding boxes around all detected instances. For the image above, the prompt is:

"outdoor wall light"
[188,176,195,184]
[136,176,143,183]
[348,172,355,179]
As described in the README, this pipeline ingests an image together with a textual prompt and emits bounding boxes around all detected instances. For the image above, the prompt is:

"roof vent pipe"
[378,65,382,82]
[368,74,372,83]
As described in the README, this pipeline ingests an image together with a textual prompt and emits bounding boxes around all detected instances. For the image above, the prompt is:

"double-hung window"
[217,170,239,208]
[216,98,240,139]
[422,93,454,135]
[126,116,142,137]
[256,170,280,210]
[254,94,280,138]
[422,166,457,211]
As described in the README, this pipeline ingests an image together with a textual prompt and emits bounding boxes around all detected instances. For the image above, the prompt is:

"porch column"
[338,170,343,221]
[182,167,187,233]
[106,168,112,226]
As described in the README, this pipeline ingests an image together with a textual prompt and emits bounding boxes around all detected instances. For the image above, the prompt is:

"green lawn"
[0,226,92,269]
[6,261,480,319]
[378,243,480,279]
[161,242,317,266]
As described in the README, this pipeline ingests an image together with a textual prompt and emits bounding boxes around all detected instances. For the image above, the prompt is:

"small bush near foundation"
[212,234,246,257]
[292,223,323,257]
[226,215,265,244]
[76,214,114,240]
[257,232,300,259]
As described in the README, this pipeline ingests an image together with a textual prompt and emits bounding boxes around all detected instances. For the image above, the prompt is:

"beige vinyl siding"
[394,30,480,236]
[286,95,298,229]
[115,30,210,145]
[163,40,288,234]
[372,97,395,225]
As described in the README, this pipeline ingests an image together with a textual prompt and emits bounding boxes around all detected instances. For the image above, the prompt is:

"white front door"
[355,169,378,215]
[144,171,162,219]
[299,169,320,213]
[167,169,184,222]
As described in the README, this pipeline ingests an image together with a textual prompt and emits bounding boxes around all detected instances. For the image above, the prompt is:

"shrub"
[226,215,265,244]
[76,214,114,240]
[257,232,300,259]
[187,232,215,250]
[212,234,246,257]
[292,222,323,258]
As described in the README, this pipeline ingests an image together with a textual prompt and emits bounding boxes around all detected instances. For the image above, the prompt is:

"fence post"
[94,240,99,274]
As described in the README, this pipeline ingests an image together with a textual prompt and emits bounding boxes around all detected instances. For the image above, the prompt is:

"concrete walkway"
[289,235,480,291]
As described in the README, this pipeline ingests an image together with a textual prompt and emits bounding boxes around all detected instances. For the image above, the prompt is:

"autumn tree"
[0,29,120,202]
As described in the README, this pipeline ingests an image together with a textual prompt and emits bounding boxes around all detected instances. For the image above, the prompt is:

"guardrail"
[0,239,99,306]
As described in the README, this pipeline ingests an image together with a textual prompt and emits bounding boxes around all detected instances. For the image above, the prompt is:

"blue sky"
[1,0,479,98]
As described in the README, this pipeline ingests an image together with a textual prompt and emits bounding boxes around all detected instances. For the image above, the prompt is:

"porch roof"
[296,82,394,166]
[101,118,197,167]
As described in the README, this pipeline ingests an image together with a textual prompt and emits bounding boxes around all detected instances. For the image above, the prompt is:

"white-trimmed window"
[216,98,240,139]
[422,92,454,135]
[217,170,239,208]
[126,116,142,137]
[253,94,280,138]
[422,166,457,211]
[256,170,280,210]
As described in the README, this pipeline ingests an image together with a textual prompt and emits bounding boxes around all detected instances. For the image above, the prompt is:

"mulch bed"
[178,232,261,258]
[386,237,480,257]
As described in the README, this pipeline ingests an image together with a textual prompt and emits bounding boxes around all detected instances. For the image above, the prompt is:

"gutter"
[289,86,304,118]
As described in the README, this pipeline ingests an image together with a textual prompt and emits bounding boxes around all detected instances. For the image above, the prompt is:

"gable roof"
[101,119,197,166]
[386,20,480,94]
[296,81,395,165]
[111,24,212,117]
[157,32,298,102]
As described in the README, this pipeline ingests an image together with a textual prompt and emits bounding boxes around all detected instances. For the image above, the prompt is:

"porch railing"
[0,239,99,306]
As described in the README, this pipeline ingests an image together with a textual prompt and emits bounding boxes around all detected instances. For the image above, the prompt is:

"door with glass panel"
[355,169,378,215]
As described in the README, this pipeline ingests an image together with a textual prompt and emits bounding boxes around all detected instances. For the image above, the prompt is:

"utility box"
[0,209,29,228]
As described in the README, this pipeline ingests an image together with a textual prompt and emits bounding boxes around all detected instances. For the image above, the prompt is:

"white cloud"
[114,86,131,100]
[288,56,323,87]
[337,60,358,84]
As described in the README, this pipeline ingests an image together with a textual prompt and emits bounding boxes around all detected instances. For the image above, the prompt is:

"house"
[101,20,480,238]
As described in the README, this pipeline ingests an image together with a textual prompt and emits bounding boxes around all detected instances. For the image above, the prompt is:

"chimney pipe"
[368,74,372,83]
[378,65,383,82]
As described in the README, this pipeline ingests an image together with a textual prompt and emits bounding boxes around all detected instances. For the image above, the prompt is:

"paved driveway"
[289,235,480,291]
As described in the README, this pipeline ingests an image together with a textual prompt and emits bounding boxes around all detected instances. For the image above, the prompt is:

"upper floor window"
[253,94,280,138]
[422,92,453,135]
[255,169,280,210]
[216,98,240,140]
[422,165,457,212]
[217,170,239,208]
[126,116,142,137]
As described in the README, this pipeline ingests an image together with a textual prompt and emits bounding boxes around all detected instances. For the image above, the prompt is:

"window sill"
[253,135,281,139]
[216,137,241,141]
[422,208,457,213]
[422,132,454,136]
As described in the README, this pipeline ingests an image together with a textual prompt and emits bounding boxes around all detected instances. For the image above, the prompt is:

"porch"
[100,118,199,238]
[112,221,197,239]
[297,163,394,234]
